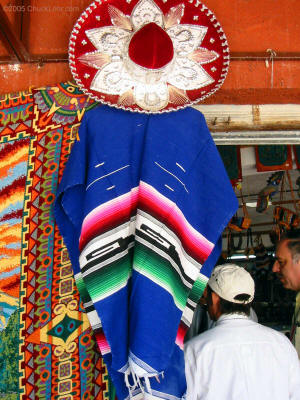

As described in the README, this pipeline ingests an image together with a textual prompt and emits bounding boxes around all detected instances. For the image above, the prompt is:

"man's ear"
[211,291,222,319]
[202,287,208,301]
[211,291,220,306]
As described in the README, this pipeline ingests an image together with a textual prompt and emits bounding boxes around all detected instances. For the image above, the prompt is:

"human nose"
[272,260,279,273]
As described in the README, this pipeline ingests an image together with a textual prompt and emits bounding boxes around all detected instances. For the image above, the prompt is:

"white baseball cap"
[208,264,255,304]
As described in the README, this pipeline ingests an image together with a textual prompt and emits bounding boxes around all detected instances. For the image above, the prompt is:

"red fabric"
[129,23,174,69]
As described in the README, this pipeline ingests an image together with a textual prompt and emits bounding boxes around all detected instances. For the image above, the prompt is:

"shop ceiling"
[0,0,300,104]
[1,0,300,142]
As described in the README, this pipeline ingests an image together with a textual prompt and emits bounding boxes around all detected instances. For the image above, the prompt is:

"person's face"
[273,240,300,291]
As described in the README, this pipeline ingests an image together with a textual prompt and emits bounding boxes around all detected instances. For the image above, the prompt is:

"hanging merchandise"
[296,174,300,198]
[254,235,270,269]
[273,171,300,230]
[270,171,300,245]
[54,1,237,399]
[292,146,300,197]
[273,206,300,230]
[253,234,271,304]
[244,228,255,258]
[293,145,300,169]
[217,145,242,184]
[228,186,251,232]
[230,230,243,253]
[69,0,230,113]
[225,228,243,259]
[269,223,282,245]
[255,145,293,172]
[256,171,284,213]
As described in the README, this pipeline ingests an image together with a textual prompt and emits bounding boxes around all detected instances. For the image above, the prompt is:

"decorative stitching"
[155,162,189,193]
[165,184,174,192]
[176,162,186,172]
[86,165,130,190]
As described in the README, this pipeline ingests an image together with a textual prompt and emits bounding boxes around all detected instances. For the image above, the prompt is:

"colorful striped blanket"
[54,105,238,399]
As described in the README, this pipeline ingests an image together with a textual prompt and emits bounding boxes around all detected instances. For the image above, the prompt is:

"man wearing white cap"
[184,264,300,399]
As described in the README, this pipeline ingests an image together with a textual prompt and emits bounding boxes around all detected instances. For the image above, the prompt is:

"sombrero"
[69,0,229,113]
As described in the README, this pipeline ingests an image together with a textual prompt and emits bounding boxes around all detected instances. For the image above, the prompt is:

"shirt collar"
[216,313,250,325]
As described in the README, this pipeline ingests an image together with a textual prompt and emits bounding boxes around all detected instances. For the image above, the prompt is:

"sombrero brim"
[69,0,229,113]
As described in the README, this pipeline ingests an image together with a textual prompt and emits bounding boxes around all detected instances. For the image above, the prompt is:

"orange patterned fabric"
[0,83,117,400]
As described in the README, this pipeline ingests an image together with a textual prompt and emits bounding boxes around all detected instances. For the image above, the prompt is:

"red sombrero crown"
[69,0,229,113]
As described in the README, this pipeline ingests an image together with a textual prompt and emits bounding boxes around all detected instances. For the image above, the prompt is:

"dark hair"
[207,285,251,317]
[219,297,251,316]
[279,229,300,262]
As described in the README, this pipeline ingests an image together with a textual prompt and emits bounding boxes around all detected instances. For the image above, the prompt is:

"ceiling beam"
[193,104,300,143]
[0,5,30,62]
[211,130,300,145]
[194,104,300,131]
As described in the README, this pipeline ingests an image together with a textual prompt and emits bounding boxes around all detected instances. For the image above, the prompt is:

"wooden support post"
[0,5,30,62]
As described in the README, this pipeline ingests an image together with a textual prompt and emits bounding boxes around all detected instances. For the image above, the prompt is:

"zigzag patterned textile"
[0,83,118,400]
[54,105,238,399]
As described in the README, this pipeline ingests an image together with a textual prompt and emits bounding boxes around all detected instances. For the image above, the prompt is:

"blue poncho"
[54,105,238,399]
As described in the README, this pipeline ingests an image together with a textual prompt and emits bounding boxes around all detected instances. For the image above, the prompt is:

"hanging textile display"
[217,145,242,184]
[0,83,118,400]
[54,0,238,398]
[255,145,293,172]
[69,0,230,113]
[55,103,238,400]
[293,145,300,169]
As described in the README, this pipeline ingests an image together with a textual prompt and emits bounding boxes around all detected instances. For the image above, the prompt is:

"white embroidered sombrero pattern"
[69,0,230,113]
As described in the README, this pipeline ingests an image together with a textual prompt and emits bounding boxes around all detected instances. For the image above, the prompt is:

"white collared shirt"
[291,292,300,358]
[184,313,300,400]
